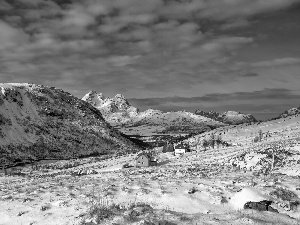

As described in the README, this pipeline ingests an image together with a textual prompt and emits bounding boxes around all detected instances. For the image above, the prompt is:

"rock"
[157,220,176,225]
[188,187,197,194]
[137,220,155,225]
[221,196,228,204]
[244,200,278,213]
[289,201,300,211]
[129,209,140,218]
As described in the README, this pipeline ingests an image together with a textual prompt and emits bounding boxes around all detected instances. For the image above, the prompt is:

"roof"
[136,152,156,161]
[174,143,187,149]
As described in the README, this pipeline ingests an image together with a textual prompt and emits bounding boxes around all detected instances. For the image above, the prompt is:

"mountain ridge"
[278,107,300,118]
[82,91,225,135]
[195,109,257,125]
[0,83,141,166]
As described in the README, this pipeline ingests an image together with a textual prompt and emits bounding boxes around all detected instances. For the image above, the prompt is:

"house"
[174,143,190,156]
[162,142,174,153]
[136,153,157,167]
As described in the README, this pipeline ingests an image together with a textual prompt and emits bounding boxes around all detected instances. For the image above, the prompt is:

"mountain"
[195,110,257,125]
[82,91,139,122]
[277,107,300,118]
[0,83,141,166]
[82,91,225,135]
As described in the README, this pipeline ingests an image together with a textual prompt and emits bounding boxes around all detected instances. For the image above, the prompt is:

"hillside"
[82,91,224,136]
[277,107,300,118]
[195,110,257,125]
[186,113,300,150]
[0,84,141,166]
[1,112,300,225]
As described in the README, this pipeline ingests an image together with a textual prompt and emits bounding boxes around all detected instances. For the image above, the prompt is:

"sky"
[0,0,300,120]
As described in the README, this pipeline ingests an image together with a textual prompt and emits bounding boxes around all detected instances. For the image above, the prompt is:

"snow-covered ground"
[1,87,300,224]
[1,113,300,225]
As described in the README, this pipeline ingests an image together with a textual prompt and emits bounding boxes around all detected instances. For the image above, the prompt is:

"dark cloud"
[0,1,12,11]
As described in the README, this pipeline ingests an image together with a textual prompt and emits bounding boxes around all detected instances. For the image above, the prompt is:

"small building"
[174,143,190,156]
[136,153,157,167]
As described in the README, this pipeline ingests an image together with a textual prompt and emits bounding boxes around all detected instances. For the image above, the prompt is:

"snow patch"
[229,187,270,210]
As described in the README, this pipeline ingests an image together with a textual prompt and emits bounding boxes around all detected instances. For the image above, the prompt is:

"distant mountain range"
[194,110,257,125]
[0,84,141,166]
[82,91,258,135]
[82,91,226,135]
[1,84,297,166]
[277,107,300,118]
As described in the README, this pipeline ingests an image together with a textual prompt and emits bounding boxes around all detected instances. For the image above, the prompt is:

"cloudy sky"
[1,0,300,120]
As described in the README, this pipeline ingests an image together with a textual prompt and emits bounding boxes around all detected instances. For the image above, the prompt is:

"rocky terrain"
[1,113,300,225]
[82,91,225,136]
[194,110,257,125]
[277,107,300,119]
[1,85,300,225]
[0,84,141,167]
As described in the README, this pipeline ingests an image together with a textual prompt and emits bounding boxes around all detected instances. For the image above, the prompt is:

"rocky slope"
[0,84,141,166]
[277,107,300,118]
[82,91,225,135]
[195,110,257,125]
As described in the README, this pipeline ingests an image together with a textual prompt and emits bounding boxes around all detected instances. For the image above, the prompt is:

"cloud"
[240,72,259,77]
[0,1,12,11]
[252,58,300,67]
[194,0,299,20]
[0,20,29,50]
[108,55,140,67]
[0,0,299,105]
[221,19,251,30]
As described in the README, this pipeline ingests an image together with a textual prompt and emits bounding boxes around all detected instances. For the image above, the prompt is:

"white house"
[174,143,189,156]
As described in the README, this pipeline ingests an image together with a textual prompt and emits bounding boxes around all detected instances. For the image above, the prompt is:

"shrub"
[86,204,113,223]
[202,139,209,150]
[269,187,298,201]
[40,204,51,211]
[209,134,216,149]
[215,135,222,148]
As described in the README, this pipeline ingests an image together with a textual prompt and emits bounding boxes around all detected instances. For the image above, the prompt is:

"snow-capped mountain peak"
[82,91,225,135]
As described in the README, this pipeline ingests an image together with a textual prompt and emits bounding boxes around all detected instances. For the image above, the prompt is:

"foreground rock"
[244,200,278,213]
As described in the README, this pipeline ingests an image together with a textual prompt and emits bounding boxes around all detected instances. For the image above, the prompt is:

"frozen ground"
[1,116,300,225]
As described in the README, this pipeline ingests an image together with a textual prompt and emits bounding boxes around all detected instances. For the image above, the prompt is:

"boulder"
[244,200,278,213]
